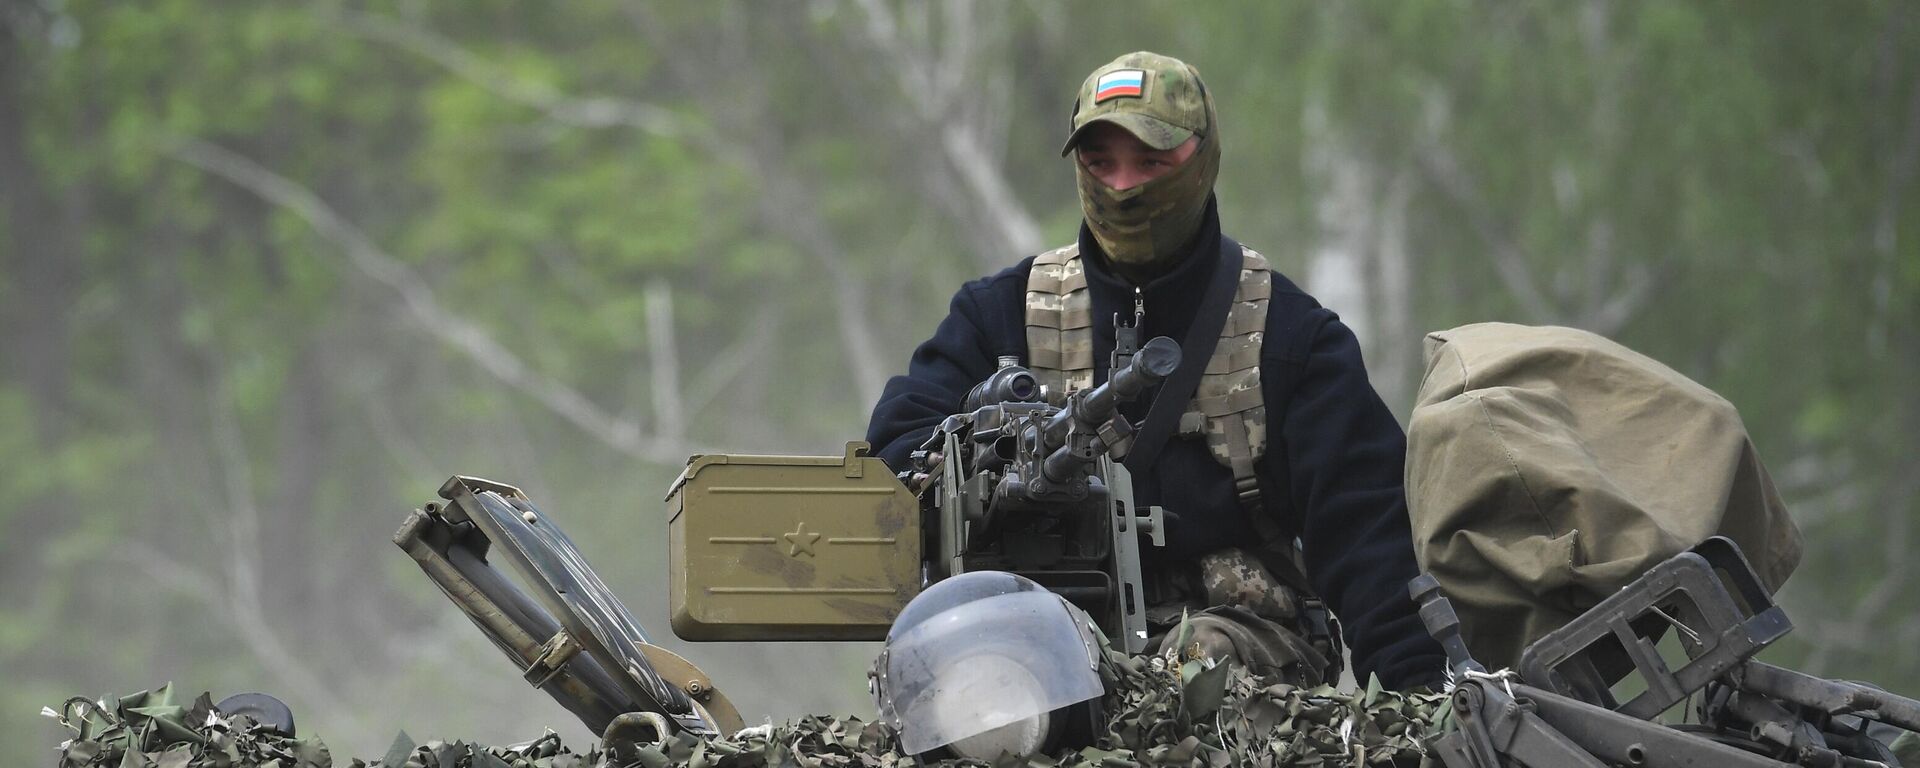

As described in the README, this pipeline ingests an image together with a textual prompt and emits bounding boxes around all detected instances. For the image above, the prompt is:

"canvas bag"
[1405,323,1802,670]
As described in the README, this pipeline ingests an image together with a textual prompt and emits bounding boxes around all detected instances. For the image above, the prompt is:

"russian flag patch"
[1094,69,1146,103]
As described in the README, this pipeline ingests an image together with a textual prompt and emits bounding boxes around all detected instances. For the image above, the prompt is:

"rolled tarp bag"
[1405,322,1802,671]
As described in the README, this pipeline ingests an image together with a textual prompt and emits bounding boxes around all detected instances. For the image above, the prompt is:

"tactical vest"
[1023,242,1272,505]
[1025,243,1343,681]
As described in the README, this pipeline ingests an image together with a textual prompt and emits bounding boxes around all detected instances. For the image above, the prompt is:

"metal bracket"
[1105,460,1151,654]
[524,631,583,688]
[1518,536,1791,718]
[1135,504,1165,549]
[1435,677,1789,768]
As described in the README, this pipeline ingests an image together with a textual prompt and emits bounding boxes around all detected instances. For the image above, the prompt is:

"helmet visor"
[879,586,1103,755]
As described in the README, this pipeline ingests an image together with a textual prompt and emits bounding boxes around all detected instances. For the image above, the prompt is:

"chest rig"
[1022,243,1273,507]
[1025,245,1343,681]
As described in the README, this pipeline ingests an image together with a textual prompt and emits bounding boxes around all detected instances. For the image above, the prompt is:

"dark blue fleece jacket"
[865,207,1445,689]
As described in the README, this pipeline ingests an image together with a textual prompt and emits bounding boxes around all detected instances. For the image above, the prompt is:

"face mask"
[1075,133,1220,275]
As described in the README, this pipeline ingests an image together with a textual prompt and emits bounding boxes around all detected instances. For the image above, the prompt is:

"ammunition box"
[666,442,920,641]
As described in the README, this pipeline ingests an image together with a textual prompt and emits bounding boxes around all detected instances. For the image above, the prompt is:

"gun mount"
[913,336,1179,653]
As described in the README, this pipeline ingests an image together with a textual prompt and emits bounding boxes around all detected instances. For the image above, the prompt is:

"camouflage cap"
[1061,51,1213,156]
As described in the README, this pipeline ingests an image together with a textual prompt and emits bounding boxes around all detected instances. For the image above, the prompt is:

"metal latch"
[1136,505,1165,548]
[524,630,583,688]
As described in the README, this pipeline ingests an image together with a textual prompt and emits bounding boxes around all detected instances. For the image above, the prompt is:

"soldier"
[866,51,1443,690]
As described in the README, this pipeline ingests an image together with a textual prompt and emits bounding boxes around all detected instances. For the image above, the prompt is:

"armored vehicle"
[71,324,1911,766]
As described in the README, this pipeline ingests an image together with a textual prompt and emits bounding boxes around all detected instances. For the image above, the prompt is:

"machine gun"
[1416,536,1920,768]
[910,335,1180,653]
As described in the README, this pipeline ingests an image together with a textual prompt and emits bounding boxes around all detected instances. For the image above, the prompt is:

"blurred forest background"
[4,0,1917,760]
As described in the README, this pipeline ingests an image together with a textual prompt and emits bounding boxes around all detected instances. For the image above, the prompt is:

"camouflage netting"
[49,643,1452,768]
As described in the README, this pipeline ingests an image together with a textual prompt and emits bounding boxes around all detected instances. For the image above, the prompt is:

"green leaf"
[1180,660,1233,720]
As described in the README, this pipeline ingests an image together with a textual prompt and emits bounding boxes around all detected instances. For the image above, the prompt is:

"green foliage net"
[47,644,1453,768]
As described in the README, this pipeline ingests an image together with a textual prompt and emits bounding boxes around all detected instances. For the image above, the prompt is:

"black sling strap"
[1124,235,1243,472]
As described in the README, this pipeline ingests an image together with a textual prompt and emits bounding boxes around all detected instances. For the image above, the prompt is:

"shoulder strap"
[1124,236,1245,473]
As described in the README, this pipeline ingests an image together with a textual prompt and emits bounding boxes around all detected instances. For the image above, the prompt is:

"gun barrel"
[1742,661,1920,733]
[1039,336,1180,477]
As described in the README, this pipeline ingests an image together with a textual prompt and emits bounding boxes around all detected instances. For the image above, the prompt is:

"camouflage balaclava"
[1061,52,1220,275]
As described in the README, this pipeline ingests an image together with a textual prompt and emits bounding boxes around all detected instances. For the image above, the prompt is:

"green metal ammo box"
[666,441,921,641]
